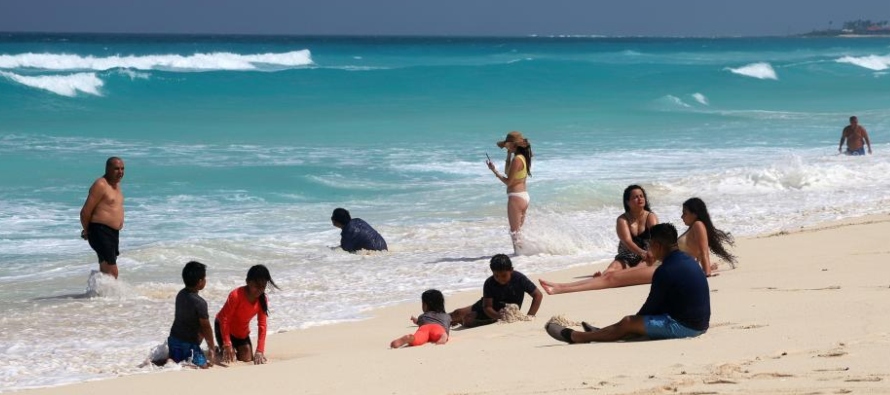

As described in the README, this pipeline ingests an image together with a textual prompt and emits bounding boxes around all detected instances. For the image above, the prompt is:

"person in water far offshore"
[838,116,872,155]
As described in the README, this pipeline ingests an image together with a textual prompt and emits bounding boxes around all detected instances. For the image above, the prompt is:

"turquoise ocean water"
[1,34,889,390]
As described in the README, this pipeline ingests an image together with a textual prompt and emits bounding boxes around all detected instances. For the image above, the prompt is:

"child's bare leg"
[390,334,414,348]
[236,344,253,362]
[435,333,449,345]
[461,311,479,327]
[462,312,496,328]
[450,306,472,326]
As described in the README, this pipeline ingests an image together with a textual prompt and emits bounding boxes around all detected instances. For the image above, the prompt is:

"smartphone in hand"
[485,152,491,163]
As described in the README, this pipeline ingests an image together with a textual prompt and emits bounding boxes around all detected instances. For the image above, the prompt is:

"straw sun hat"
[496,131,529,148]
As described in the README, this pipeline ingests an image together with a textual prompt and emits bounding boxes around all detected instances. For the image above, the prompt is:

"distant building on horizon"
[805,19,890,36]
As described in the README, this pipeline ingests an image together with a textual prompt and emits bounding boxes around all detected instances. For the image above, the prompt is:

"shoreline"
[18,213,890,394]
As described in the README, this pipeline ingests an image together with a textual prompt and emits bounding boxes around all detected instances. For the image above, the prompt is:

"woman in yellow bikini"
[487,131,532,254]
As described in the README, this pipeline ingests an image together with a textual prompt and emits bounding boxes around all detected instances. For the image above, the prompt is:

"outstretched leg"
[390,334,415,348]
[546,315,647,344]
[539,264,656,295]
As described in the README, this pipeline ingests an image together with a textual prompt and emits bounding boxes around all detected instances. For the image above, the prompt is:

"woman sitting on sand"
[679,197,737,276]
[539,197,736,295]
[603,184,659,274]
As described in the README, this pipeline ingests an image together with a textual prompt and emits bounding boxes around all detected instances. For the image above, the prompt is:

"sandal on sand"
[581,321,599,332]
[545,323,575,344]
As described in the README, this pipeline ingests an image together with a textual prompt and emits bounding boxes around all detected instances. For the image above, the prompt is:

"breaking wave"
[0,50,313,72]
[726,62,778,80]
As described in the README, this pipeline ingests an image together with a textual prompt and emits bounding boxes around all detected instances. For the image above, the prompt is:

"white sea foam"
[726,62,778,80]
[0,71,103,96]
[660,94,692,108]
[692,92,709,105]
[710,109,821,121]
[117,69,150,80]
[506,57,534,64]
[835,54,890,71]
[0,50,313,72]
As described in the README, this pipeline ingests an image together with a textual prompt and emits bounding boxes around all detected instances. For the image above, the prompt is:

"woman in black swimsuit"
[603,184,659,274]
[537,184,658,294]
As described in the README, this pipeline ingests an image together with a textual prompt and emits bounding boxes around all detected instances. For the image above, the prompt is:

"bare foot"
[390,335,411,348]
[592,271,602,278]
[435,333,449,345]
[538,279,556,295]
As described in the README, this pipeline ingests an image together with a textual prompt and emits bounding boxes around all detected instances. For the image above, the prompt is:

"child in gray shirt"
[390,289,451,348]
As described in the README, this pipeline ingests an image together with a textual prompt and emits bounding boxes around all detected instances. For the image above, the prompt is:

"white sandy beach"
[22,214,890,395]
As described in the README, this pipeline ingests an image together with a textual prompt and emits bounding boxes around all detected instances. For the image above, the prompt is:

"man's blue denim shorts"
[643,314,704,340]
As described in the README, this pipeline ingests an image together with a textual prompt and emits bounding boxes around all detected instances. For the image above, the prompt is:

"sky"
[1,0,889,37]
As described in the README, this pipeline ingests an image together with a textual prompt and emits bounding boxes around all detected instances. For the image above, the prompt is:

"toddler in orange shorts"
[390,289,451,348]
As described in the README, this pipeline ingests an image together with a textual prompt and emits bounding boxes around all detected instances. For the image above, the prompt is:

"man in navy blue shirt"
[545,223,710,343]
[331,208,388,253]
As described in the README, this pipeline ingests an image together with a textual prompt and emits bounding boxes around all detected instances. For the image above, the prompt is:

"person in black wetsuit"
[331,208,388,253]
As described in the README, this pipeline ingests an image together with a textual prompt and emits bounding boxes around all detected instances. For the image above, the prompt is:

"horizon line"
[0,30,808,40]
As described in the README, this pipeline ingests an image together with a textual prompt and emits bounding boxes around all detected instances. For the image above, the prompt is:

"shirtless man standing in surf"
[838,116,872,155]
[80,157,125,279]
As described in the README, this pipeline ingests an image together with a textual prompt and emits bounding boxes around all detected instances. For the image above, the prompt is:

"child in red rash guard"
[215,264,279,364]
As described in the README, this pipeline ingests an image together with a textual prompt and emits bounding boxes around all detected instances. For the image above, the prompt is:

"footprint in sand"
[704,378,737,385]
[751,372,794,379]
[844,376,882,382]
[814,367,850,372]
[754,286,840,292]
[713,363,744,377]
[731,324,767,330]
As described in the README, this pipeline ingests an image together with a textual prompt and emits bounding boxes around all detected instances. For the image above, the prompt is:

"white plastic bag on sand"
[144,340,169,367]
